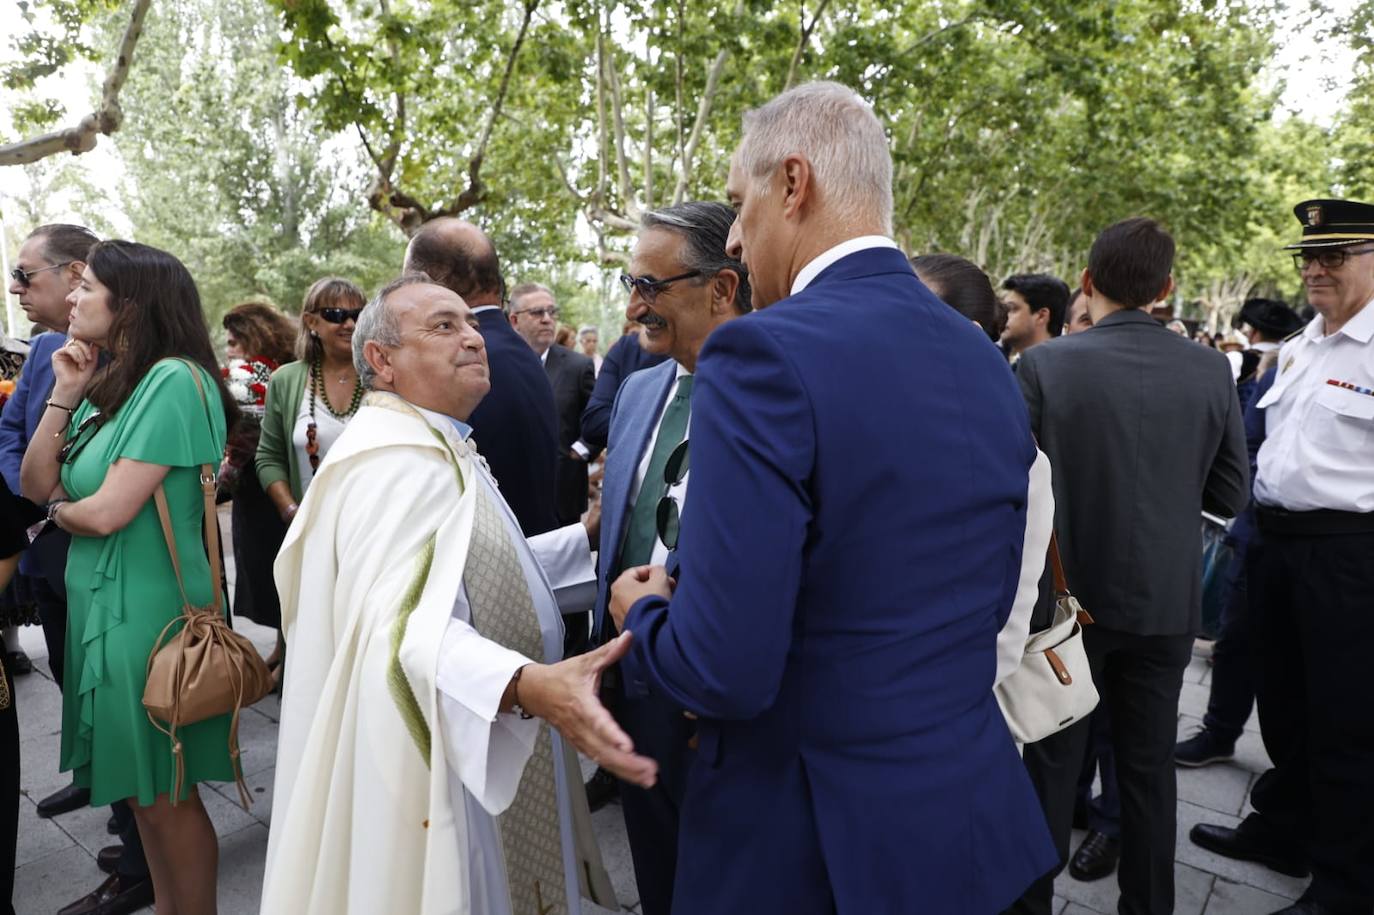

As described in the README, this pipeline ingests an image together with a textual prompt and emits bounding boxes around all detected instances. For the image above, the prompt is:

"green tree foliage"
[108,0,405,320]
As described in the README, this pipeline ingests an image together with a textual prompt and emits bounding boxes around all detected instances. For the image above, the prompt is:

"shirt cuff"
[570,440,591,460]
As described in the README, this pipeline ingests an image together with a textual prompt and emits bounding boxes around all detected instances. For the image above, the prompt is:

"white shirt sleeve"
[527,522,597,614]
[436,599,542,816]
[995,448,1055,686]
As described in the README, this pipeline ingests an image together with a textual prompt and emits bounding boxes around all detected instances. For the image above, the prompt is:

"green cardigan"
[255,360,308,501]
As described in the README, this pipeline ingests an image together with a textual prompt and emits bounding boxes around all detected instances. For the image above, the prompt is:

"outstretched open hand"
[520,631,658,788]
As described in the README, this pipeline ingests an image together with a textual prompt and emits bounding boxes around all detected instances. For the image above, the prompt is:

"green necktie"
[620,375,693,570]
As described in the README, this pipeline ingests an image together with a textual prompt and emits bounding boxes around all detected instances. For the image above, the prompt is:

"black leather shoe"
[1175,728,1235,767]
[36,783,91,819]
[6,650,32,675]
[95,844,122,875]
[106,813,120,835]
[585,767,619,812]
[56,873,154,915]
[1189,822,1309,877]
[1068,829,1120,881]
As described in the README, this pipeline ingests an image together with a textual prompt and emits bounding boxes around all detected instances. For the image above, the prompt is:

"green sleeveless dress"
[59,359,236,806]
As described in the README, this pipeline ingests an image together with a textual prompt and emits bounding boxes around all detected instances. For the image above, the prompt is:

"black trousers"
[603,674,695,915]
[1201,526,1258,745]
[1246,528,1374,913]
[1075,704,1120,838]
[1010,625,1192,915]
[2,659,17,915]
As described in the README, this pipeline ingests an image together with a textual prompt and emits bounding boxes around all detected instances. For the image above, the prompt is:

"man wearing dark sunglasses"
[1,224,156,913]
[588,201,749,915]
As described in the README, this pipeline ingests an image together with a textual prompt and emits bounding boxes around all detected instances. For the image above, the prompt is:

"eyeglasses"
[515,306,559,320]
[9,261,73,288]
[1292,247,1374,272]
[654,438,690,551]
[619,270,702,305]
[318,306,363,324]
[58,411,104,465]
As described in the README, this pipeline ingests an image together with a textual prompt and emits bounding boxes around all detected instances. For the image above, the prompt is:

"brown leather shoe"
[56,873,154,915]
[95,844,122,875]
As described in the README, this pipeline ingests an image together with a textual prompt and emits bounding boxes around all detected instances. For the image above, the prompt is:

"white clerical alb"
[263,391,612,915]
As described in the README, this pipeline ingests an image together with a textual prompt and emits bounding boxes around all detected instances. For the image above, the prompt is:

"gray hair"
[736,81,893,234]
[353,273,430,389]
[508,282,554,313]
[577,324,598,338]
[640,202,752,313]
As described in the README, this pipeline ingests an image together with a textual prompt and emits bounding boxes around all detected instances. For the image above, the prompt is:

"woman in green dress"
[21,240,240,915]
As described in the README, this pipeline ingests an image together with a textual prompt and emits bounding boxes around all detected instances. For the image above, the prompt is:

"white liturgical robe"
[262,391,609,915]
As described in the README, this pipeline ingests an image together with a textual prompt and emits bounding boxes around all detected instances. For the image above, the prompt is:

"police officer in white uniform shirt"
[1190,198,1374,915]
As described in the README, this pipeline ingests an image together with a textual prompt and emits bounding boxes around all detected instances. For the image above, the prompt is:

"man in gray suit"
[1011,217,1249,915]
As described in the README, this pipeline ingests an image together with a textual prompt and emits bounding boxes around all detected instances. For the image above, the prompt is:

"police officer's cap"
[1285,198,1374,250]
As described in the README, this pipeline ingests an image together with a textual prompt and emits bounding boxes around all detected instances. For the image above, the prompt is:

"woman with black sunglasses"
[255,277,365,529]
[19,240,240,915]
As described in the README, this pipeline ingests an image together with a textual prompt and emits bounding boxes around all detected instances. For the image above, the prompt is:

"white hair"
[736,81,893,234]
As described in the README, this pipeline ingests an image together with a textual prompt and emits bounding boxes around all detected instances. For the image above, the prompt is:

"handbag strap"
[153,360,222,616]
[1048,530,1069,596]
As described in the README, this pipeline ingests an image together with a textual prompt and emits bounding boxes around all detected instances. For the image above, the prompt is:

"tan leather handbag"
[995,533,1099,745]
[142,360,273,808]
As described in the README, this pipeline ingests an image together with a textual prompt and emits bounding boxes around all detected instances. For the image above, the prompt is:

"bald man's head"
[403,218,505,306]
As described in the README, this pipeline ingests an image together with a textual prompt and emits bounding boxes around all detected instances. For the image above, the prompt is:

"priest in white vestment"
[262,276,658,915]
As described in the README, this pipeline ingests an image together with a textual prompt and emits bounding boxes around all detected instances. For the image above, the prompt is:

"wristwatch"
[45,500,68,526]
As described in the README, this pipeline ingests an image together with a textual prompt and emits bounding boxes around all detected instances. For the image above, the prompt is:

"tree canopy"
[3,0,1370,330]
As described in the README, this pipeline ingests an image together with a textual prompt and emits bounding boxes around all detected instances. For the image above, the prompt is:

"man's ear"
[780,154,813,220]
[363,339,394,387]
[1080,268,1094,299]
[66,261,86,289]
[710,269,741,315]
[1154,274,1176,305]
[1033,306,1050,330]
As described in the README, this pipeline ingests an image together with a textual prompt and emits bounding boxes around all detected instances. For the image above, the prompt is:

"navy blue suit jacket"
[621,247,1055,913]
[0,332,67,579]
[579,331,669,453]
[0,331,61,491]
[468,308,560,536]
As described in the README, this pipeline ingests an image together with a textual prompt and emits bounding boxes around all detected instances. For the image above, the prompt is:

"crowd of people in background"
[0,79,1370,915]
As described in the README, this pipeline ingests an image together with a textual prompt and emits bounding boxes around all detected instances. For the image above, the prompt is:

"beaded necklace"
[306,354,363,471]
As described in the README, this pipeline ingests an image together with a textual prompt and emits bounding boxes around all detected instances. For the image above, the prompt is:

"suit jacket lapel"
[603,362,677,569]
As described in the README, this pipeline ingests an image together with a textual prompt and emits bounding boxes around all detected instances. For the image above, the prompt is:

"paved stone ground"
[10,511,1303,913]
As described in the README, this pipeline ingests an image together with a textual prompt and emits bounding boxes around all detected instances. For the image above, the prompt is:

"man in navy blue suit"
[609,81,1056,914]
[403,219,560,537]
[592,201,750,915]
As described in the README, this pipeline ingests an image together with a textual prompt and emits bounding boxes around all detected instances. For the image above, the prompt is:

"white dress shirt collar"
[470,304,502,315]
[1307,295,1374,344]
[790,235,900,296]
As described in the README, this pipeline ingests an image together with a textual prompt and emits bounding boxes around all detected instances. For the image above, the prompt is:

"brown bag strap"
[1048,530,1069,596]
[152,360,222,616]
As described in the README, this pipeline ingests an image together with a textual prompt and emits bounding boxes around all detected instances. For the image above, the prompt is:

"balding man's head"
[403,218,505,306]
